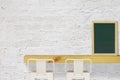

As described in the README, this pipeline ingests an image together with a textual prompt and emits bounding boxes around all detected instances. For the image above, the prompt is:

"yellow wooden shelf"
[24,55,120,63]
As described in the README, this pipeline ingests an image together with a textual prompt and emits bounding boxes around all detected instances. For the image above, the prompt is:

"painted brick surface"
[0,0,120,80]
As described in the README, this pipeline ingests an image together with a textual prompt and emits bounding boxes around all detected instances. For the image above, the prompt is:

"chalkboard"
[92,21,118,55]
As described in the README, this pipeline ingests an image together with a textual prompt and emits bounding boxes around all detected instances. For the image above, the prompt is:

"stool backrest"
[65,59,92,74]
[27,59,55,73]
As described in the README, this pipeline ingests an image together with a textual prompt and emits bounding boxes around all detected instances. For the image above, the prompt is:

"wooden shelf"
[24,55,120,63]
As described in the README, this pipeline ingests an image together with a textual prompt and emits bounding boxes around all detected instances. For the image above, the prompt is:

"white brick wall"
[0,0,120,80]
[0,0,120,55]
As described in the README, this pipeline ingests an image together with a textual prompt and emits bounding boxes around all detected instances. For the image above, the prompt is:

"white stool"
[65,59,92,80]
[27,59,55,80]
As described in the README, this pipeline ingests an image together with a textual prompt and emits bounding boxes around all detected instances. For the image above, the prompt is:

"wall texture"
[0,0,120,80]
[0,0,120,54]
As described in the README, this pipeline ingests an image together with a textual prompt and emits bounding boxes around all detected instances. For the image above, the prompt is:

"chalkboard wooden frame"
[92,20,118,55]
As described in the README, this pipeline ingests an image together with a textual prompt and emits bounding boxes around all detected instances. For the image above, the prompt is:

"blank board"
[92,21,118,55]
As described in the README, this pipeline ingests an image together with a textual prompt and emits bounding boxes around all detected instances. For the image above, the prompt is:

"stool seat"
[30,72,53,80]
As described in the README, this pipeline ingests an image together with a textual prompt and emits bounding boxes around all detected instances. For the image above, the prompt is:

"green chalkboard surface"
[93,21,118,55]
